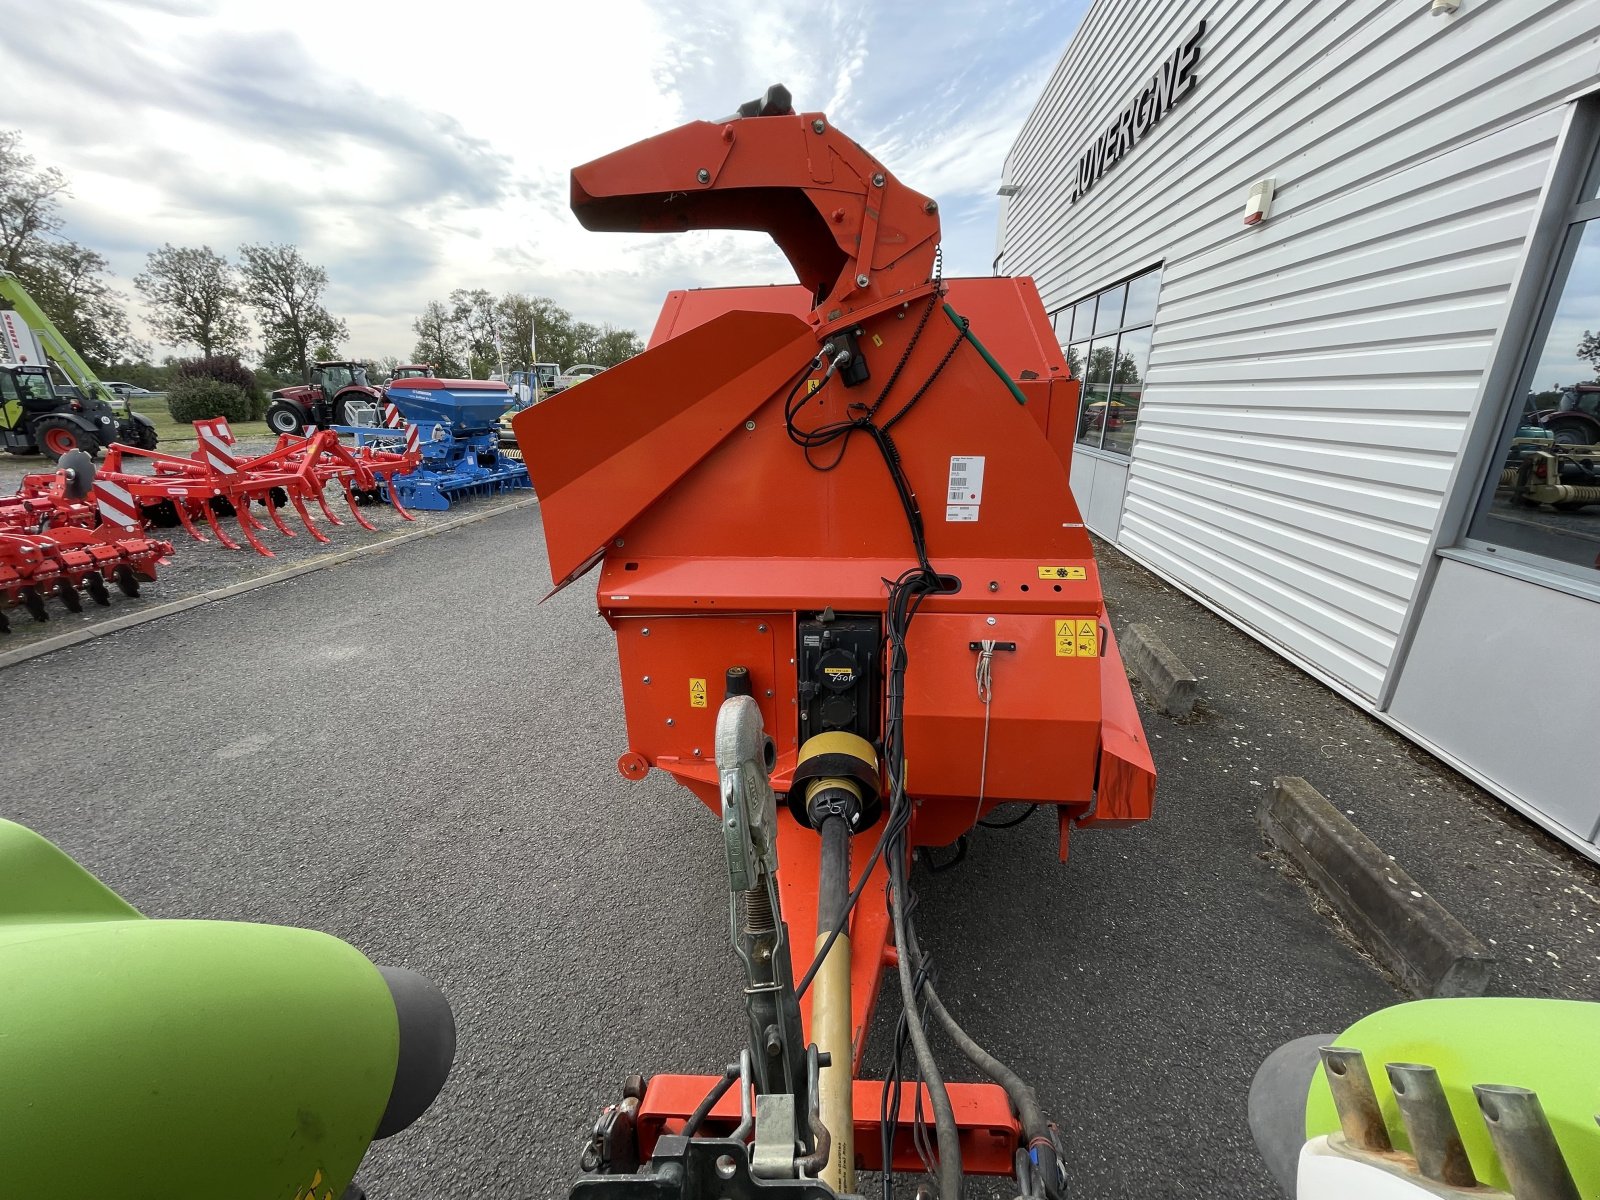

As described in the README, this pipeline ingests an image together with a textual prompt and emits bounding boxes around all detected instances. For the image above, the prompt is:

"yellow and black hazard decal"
[689,677,708,708]
[1054,619,1099,657]
[1038,566,1087,580]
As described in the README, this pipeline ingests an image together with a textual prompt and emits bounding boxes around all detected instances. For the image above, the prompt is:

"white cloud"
[0,0,1086,361]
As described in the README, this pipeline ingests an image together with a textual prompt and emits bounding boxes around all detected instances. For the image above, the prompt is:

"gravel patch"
[1,436,531,651]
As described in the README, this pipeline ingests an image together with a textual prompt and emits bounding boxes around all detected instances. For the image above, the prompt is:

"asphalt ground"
[4,506,1595,1199]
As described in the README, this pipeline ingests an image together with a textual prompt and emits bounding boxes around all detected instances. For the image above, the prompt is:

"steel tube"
[812,816,853,1193]
[1474,1085,1580,1200]
[1385,1063,1476,1186]
[1318,1047,1392,1152]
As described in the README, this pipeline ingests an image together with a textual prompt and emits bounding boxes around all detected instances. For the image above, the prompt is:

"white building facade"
[998,0,1600,860]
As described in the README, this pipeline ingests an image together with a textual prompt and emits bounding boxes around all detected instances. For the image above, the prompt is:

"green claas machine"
[0,820,454,1200]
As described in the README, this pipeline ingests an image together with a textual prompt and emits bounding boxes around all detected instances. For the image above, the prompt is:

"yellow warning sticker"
[1054,620,1076,657]
[806,379,821,394]
[1054,619,1099,657]
[1075,619,1098,657]
[1038,566,1087,580]
[689,677,708,708]
[871,333,884,347]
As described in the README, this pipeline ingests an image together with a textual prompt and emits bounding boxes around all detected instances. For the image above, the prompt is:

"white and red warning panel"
[945,454,985,522]
[194,418,239,476]
[95,477,141,531]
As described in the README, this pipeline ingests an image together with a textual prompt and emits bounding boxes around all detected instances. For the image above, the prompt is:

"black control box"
[797,612,881,744]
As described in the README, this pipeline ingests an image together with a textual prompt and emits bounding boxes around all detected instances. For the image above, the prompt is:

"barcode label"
[946,456,985,520]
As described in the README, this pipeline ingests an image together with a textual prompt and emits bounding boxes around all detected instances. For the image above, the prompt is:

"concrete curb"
[1261,776,1494,998]
[0,495,539,671]
[1124,621,1198,716]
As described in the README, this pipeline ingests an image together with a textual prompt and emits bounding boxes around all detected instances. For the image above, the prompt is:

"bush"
[174,355,267,420]
[167,376,253,425]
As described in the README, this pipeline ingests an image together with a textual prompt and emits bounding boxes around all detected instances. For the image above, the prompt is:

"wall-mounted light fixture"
[1431,0,1461,14]
[996,183,1021,197]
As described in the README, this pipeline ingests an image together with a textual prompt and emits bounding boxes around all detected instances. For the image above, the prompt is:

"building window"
[1052,266,1160,456]
[1464,111,1600,577]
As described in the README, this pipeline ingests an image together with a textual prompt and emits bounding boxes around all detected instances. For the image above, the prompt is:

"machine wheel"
[143,498,180,528]
[126,420,160,450]
[1545,417,1598,449]
[34,417,92,462]
[266,402,305,435]
[20,587,48,622]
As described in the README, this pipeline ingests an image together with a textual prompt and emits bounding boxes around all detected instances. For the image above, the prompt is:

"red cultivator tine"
[200,501,245,552]
[387,483,416,522]
[263,494,297,537]
[173,501,211,544]
[289,492,331,543]
[237,499,268,534]
[340,480,379,532]
[313,486,344,527]
[233,505,275,557]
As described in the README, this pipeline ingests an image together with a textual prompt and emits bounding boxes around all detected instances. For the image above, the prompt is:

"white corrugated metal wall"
[1000,0,1600,702]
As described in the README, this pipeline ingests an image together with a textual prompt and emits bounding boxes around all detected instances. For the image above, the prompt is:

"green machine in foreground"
[0,819,454,1200]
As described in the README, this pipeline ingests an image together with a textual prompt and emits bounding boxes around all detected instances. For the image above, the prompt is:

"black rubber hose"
[680,1063,739,1137]
[816,815,851,933]
[907,941,1062,1200]
[890,849,962,1199]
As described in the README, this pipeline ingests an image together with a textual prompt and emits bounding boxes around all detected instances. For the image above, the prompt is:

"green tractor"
[0,361,158,460]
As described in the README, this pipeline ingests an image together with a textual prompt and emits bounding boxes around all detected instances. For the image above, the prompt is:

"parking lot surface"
[6,505,1593,1198]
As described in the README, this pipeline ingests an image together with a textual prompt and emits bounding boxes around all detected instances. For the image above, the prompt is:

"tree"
[586,323,644,368]
[411,300,463,376]
[0,130,66,274]
[449,287,502,377]
[0,130,142,371]
[17,241,143,367]
[497,293,580,372]
[136,244,248,357]
[1578,329,1600,380]
[238,242,347,382]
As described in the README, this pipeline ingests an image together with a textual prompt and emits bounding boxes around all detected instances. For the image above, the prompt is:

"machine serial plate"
[946,455,986,522]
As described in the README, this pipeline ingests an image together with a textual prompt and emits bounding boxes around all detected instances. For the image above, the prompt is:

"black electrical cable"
[905,935,1066,1200]
[977,803,1040,830]
[889,846,962,1199]
[784,248,979,1199]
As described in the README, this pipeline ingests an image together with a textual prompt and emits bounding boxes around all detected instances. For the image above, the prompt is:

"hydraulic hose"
[908,940,1062,1200]
[890,848,963,1199]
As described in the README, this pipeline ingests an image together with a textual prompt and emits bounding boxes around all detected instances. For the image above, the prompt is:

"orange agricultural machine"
[518,86,1155,1200]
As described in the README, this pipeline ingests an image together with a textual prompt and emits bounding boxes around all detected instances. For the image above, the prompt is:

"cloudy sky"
[1,0,1088,361]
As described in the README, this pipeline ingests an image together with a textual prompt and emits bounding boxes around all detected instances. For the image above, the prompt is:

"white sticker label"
[946,455,985,521]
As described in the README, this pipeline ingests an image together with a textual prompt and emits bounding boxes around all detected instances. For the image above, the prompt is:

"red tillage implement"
[0,451,172,632]
[96,417,421,557]
[519,88,1156,1199]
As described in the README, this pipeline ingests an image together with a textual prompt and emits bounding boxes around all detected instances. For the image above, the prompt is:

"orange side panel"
[648,285,812,348]
[512,310,813,589]
[1088,612,1157,826]
[1044,376,1084,476]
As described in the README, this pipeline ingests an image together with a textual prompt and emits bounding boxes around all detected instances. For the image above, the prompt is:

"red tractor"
[264,361,382,435]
